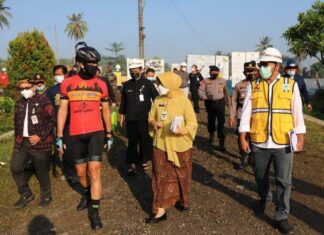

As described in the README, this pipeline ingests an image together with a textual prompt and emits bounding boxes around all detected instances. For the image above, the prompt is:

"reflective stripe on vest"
[250,77,295,145]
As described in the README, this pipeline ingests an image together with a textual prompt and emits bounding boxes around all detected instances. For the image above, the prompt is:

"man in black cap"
[199,65,230,151]
[229,61,258,168]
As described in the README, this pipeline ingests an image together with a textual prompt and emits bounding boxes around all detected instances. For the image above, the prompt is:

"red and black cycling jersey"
[60,75,109,136]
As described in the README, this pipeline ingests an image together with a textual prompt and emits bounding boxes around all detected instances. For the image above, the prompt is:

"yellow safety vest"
[250,77,295,145]
[115,72,122,86]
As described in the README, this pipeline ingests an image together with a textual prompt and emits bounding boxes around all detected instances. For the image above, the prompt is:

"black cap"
[244,61,256,71]
[209,65,220,72]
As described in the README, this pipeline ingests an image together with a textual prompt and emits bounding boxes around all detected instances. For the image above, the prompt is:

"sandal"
[142,163,149,171]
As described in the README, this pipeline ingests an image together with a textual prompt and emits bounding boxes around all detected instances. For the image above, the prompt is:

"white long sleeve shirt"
[239,76,306,149]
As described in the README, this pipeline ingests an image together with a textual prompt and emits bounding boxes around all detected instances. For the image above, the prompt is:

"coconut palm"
[256,36,273,52]
[65,13,88,43]
[105,42,124,57]
[0,0,12,29]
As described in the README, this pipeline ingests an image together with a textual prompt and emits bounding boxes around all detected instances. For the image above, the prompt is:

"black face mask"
[79,64,98,80]
[210,74,218,80]
[130,72,140,80]
[246,74,254,80]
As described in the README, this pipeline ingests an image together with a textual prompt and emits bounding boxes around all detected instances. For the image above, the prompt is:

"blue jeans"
[252,145,293,221]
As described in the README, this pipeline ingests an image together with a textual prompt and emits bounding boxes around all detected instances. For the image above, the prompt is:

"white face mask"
[21,89,34,99]
[158,84,169,96]
[55,75,65,84]
[147,76,156,81]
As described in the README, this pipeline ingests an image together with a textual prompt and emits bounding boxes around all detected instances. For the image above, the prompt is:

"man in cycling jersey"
[57,42,113,230]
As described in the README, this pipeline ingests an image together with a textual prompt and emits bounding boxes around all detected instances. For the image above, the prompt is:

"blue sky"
[0,0,316,64]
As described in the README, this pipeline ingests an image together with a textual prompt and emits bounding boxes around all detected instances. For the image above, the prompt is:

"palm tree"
[65,13,88,44]
[105,42,124,57]
[256,36,273,52]
[0,0,11,29]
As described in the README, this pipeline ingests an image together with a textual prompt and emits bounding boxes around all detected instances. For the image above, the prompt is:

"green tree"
[65,13,88,43]
[6,30,56,87]
[283,0,324,87]
[105,42,124,57]
[255,36,273,52]
[0,0,11,29]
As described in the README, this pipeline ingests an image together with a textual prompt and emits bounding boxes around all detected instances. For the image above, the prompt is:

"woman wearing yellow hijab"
[146,72,198,223]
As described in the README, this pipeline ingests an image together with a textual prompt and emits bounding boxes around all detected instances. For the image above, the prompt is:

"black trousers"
[11,139,51,199]
[126,120,153,165]
[190,88,200,111]
[205,99,225,140]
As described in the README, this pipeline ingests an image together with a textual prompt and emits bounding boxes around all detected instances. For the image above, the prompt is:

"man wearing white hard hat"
[115,64,123,92]
[176,62,189,97]
[119,59,159,175]
[239,48,306,233]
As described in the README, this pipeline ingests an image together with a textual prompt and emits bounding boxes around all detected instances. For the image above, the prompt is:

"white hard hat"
[115,64,121,70]
[180,62,187,67]
[259,47,282,64]
[129,59,143,69]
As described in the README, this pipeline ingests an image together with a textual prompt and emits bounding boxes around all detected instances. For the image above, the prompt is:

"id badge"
[31,115,39,125]
[160,111,167,121]
[139,94,144,102]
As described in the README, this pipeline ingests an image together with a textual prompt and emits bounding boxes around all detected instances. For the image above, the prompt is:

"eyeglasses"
[258,62,269,67]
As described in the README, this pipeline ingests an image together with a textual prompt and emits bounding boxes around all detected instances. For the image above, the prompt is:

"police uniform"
[199,66,230,150]
[119,74,159,165]
[230,61,257,167]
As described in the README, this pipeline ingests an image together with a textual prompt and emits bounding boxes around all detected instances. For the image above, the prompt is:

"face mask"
[130,72,140,80]
[260,66,272,79]
[287,70,296,77]
[147,76,155,81]
[36,85,45,91]
[158,84,169,96]
[210,74,218,79]
[84,64,98,77]
[21,89,34,99]
[55,75,64,84]
[246,74,254,80]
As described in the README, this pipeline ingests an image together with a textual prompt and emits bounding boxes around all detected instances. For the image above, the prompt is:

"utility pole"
[54,25,58,60]
[138,0,145,59]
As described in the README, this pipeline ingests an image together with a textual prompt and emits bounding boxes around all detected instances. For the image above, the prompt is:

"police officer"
[229,61,258,169]
[284,58,312,112]
[119,59,159,175]
[189,64,204,113]
[199,65,230,151]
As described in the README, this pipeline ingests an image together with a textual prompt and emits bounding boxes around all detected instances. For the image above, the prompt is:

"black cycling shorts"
[70,131,105,164]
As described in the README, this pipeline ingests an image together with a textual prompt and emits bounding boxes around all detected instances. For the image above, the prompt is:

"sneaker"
[89,213,103,230]
[14,194,34,209]
[276,219,293,234]
[39,197,52,208]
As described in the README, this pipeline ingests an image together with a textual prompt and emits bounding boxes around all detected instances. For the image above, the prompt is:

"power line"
[169,0,212,53]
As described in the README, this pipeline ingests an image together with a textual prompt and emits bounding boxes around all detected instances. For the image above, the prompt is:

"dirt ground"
[0,105,323,235]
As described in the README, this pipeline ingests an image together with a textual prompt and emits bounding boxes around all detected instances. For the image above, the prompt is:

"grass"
[0,137,13,163]
[0,112,14,135]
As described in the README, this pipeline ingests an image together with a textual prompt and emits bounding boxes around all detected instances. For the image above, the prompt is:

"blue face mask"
[36,85,45,91]
[287,70,296,77]
[147,76,156,81]
[260,66,272,79]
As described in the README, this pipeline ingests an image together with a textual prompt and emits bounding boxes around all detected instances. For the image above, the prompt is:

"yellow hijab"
[158,72,183,166]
